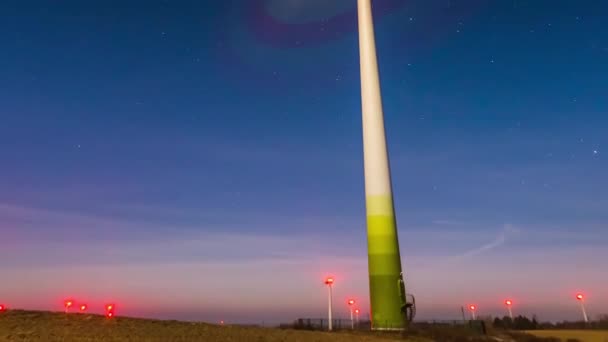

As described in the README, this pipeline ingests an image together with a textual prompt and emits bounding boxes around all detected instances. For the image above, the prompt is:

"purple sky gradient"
[2,202,606,323]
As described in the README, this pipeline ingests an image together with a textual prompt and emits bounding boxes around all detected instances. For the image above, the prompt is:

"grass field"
[0,310,421,342]
[526,330,608,342]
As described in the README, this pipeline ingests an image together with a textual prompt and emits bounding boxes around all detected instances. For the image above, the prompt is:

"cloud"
[0,200,364,245]
[0,201,366,269]
[392,223,527,275]
[0,202,177,244]
[459,224,520,257]
[458,233,506,258]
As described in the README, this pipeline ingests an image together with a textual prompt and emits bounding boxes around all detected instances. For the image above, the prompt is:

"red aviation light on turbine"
[105,304,116,318]
[354,309,360,314]
[64,299,74,313]
[347,299,355,306]
[469,305,476,311]
[80,304,87,312]
[0,304,6,312]
[576,293,584,301]
[324,277,334,285]
[505,300,513,306]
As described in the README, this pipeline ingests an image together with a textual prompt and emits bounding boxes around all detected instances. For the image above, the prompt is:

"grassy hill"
[525,329,608,342]
[0,310,412,342]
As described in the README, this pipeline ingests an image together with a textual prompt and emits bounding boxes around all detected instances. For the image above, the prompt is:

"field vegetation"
[524,330,608,342]
[2,310,605,341]
[0,310,414,342]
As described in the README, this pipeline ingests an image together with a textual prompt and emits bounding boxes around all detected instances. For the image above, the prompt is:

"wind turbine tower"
[357,0,408,331]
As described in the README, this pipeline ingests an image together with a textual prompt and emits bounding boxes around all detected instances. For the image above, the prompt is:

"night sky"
[1,0,607,323]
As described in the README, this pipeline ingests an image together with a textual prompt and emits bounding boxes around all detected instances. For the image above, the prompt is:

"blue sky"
[1,0,607,323]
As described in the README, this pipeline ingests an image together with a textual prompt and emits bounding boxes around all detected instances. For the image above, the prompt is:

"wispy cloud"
[451,224,520,260]
[0,201,366,269]
[0,200,364,244]
[0,202,174,243]
[458,232,506,258]
[401,224,523,269]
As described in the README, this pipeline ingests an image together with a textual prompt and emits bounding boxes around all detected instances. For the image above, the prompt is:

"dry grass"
[525,330,608,342]
[0,310,424,342]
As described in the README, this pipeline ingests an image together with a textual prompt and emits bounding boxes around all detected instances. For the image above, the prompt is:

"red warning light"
[505,300,513,306]
[220,320,225,325]
[324,277,334,285]
[105,303,116,318]
[576,294,584,301]
[0,304,6,312]
[80,304,87,312]
[469,305,476,311]
[64,299,74,313]
[355,309,360,314]
[347,299,355,306]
